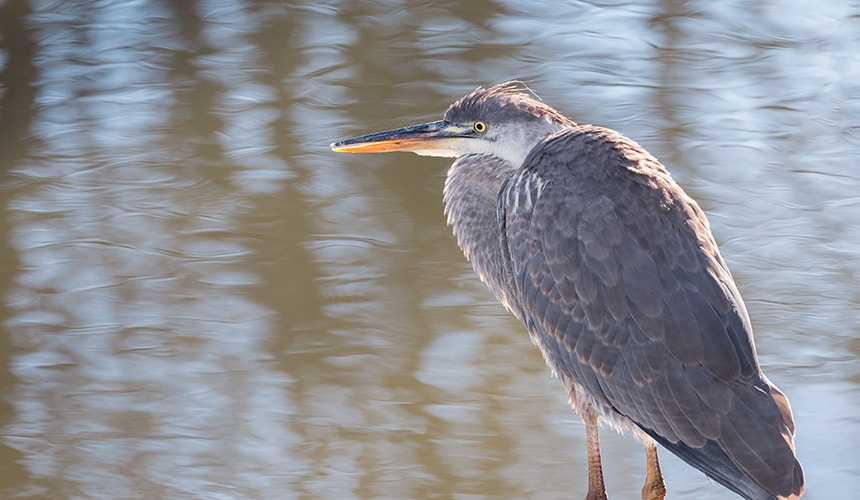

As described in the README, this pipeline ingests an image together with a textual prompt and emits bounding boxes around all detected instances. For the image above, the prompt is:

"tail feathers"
[644,430,802,499]
[636,378,803,499]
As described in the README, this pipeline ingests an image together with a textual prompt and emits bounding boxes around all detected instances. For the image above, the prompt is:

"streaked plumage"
[332,82,804,500]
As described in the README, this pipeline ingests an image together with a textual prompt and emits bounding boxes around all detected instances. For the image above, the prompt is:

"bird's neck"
[443,154,522,317]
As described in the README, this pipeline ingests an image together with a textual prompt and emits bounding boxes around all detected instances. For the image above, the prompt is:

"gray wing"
[501,127,803,499]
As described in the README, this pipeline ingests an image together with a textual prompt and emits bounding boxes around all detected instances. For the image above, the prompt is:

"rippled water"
[0,1,858,498]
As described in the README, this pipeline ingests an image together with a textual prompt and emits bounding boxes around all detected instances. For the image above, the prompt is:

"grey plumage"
[333,81,804,500]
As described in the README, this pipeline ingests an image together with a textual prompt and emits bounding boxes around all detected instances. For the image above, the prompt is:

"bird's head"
[331,81,574,168]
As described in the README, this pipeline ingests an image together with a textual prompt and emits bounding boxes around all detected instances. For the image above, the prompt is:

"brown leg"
[583,408,608,500]
[641,440,666,500]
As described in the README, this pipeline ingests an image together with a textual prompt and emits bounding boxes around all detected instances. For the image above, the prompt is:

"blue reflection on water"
[0,0,858,498]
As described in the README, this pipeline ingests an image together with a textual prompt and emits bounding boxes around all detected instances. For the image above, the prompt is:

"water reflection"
[0,0,858,498]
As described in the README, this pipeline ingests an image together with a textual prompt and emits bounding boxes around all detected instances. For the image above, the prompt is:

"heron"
[331,81,804,500]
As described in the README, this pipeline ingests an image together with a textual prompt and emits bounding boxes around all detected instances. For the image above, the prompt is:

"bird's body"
[332,82,804,500]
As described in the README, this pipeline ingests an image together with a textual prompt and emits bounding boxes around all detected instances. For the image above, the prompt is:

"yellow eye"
[472,121,488,133]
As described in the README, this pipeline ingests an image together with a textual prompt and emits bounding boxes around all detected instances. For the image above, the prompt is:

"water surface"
[0,1,858,498]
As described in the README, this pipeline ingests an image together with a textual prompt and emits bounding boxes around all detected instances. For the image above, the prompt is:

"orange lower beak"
[331,120,468,157]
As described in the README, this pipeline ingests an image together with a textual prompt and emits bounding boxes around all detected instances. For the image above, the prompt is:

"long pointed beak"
[330,120,473,157]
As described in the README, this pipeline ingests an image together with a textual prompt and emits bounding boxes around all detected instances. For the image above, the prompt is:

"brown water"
[0,1,858,498]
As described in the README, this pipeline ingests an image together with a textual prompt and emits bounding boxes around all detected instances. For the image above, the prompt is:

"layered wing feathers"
[499,126,802,499]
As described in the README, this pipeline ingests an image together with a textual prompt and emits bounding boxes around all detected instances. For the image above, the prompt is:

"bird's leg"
[641,440,666,500]
[583,408,608,500]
